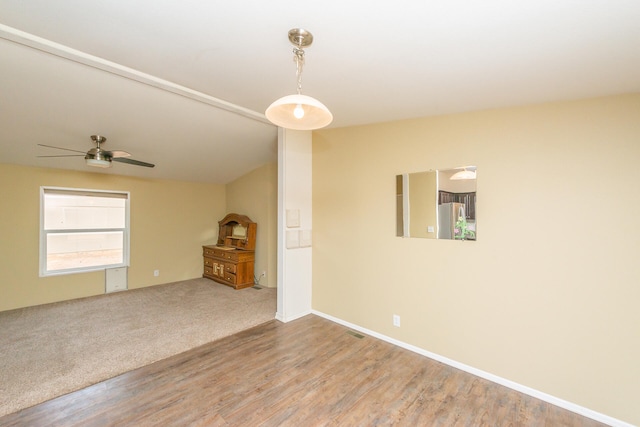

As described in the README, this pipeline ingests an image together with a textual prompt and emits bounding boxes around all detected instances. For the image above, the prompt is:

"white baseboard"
[275,309,312,324]
[312,310,633,427]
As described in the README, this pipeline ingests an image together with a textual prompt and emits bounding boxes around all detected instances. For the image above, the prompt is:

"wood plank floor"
[0,315,607,426]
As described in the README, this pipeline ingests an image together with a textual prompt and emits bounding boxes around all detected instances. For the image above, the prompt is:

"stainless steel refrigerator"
[438,202,466,239]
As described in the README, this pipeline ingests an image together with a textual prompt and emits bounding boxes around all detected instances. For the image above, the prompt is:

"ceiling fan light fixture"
[85,138,112,168]
[265,28,332,131]
[85,157,112,168]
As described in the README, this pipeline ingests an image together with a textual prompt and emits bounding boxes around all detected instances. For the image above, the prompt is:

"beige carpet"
[0,278,276,417]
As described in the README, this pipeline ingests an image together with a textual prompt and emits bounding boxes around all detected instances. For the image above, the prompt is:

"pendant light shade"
[265,94,333,130]
[450,168,476,180]
[265,28,332,130]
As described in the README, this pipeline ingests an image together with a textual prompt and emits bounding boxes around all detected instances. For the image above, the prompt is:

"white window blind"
[40,187,130,276]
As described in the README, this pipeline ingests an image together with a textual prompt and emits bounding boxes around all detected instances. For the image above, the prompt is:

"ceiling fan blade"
[109,150,132,158]
[37,144,87,154]
[113,157,155,168]
[37,155,85,158]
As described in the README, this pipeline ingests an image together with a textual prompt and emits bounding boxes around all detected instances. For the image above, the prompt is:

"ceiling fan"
[38,135,155,168]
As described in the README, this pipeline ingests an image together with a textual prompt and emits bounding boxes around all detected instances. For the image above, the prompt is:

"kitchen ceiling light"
[265,28,332,130]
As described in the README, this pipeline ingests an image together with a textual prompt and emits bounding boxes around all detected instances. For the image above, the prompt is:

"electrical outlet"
[393,314,401,327]
[153,270,160,277]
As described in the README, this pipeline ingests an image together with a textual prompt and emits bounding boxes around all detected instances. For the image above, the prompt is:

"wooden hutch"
[202,213,257,290]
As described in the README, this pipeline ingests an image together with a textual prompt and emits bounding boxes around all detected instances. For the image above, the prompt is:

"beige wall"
[0,164,226,311]
[226,162,278,287]
[312,94,640,425]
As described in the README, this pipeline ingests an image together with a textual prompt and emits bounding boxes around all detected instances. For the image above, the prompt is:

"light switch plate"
[286,229,300,248]
[286,209,300,228]
[299,229,312,247]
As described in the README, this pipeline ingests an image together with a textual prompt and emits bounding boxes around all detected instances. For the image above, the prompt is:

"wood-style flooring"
[0,314,607,426]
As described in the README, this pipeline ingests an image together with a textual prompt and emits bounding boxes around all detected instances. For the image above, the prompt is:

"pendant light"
[450,168,476,180]
[265,28,333,130]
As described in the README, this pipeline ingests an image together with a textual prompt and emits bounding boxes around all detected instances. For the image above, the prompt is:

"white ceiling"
[1,0,639,183]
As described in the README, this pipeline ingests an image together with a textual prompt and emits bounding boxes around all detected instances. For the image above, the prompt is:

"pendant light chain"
[293,47,305,95]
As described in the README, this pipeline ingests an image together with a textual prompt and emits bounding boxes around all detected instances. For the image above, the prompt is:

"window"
[40,187,130,276]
